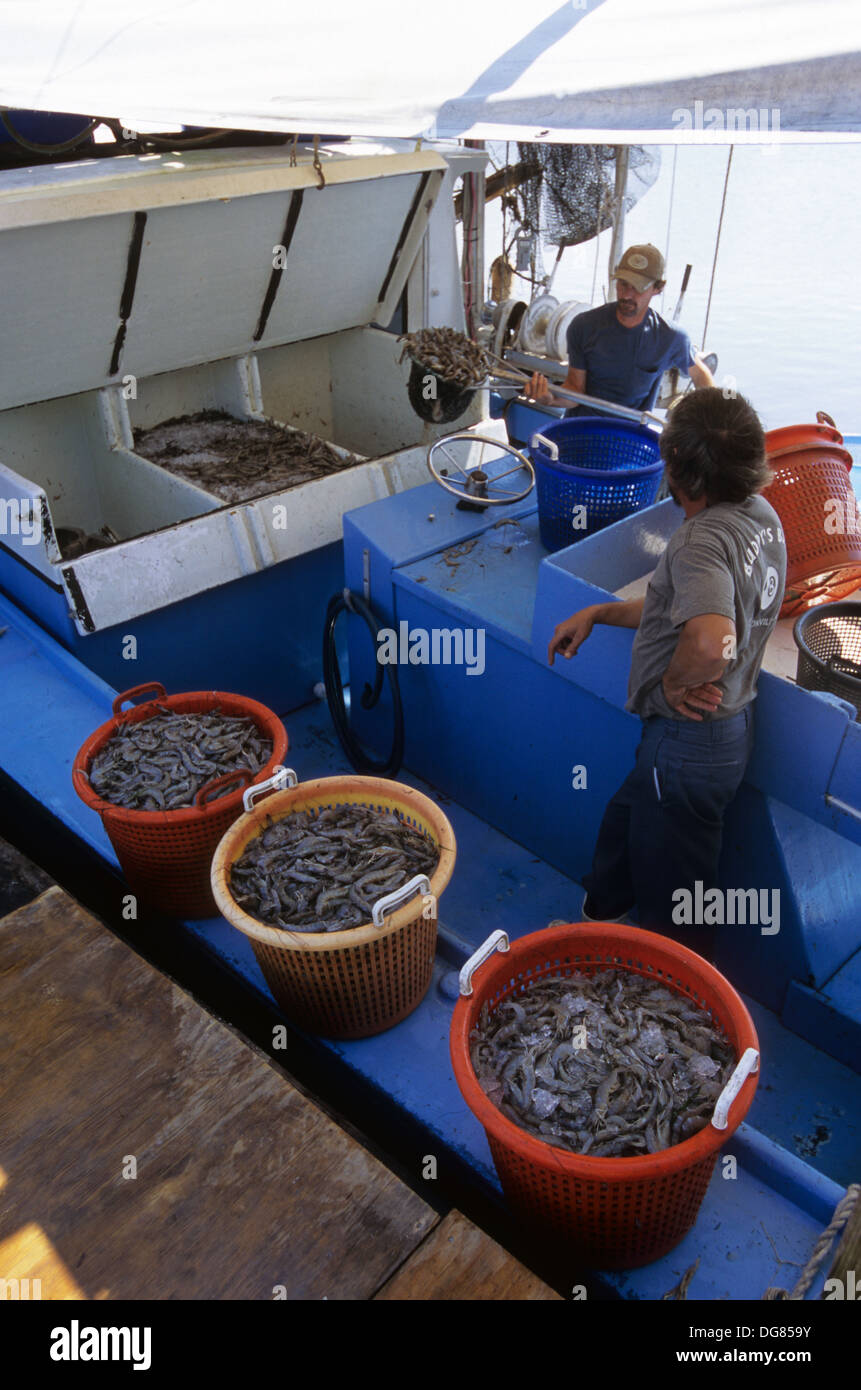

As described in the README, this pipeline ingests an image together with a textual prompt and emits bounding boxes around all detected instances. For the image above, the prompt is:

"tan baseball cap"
[612,244,665,293]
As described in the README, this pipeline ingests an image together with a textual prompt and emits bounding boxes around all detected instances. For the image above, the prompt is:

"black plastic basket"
[794,600,861,719]
[407,359,477,424]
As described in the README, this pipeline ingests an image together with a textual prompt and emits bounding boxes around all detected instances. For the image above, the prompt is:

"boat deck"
[0,585,857,1301]
[0,884,559,1301]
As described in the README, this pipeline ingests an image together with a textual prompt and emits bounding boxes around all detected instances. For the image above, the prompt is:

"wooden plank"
[0,1222,88,1300]
[374,1210,562,1301]
[0,887,438,1300]
[453,161,540,218]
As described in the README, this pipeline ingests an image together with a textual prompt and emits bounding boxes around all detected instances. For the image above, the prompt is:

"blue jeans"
[582,707,754,958]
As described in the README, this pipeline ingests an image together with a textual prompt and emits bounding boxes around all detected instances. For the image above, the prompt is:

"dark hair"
[660,388,770,504]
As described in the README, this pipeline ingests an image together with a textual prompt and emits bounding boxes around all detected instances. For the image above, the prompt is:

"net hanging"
[515,144,661,250]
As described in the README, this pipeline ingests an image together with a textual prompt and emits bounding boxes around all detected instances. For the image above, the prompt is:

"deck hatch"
[0,148,447,410]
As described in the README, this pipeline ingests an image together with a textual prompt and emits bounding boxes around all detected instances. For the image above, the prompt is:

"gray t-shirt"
[627,494,787,720]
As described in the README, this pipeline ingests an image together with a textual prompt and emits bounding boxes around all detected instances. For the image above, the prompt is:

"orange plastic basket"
[450,923,759,1270]
[211,775,457,1039]
[763,421,861,616]
[73,682,288,918]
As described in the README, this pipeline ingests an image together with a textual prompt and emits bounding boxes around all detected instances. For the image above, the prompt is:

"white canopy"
[1,0,860,141]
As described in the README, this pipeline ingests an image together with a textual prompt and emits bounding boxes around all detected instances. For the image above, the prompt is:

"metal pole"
[607,146,629,299]
[462,140,487,340]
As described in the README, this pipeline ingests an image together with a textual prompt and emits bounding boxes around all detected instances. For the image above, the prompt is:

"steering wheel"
[427,432,535,507]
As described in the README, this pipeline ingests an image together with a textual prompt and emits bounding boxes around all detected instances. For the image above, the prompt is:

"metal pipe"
[607,145,629,297]
[499,350,664,428]
[521,382,663,430]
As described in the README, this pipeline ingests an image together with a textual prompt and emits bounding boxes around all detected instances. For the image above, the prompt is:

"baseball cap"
[612,244,665,293]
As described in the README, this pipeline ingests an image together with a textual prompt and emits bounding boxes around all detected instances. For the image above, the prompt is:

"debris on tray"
[132,410,359,504]
[56,525,121,560]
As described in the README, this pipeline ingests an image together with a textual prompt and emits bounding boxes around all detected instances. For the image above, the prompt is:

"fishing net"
[514,144,661,249]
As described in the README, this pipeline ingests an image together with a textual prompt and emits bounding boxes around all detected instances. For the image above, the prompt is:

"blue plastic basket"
[529,416,664,552]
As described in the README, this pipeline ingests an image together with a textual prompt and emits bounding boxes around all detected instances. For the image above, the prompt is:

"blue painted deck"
[343,478,861,1051]
[0,586,856,1301]
[0,537,346,714]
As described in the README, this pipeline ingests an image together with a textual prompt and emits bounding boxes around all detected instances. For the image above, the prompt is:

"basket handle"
[816,410,838,430]
[112,681,167,716]
[825,654,861,680]
[371,873,433,928]
[530,432,559,462]
[242,765,298,813]
[194,767,254,808]
[458,929,510,996]
[710,1046,760,1130]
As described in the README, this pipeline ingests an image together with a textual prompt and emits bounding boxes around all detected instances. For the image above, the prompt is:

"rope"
[702,146,733,350]
[662,1257,700,1300]
[763,1183,860,1300]
[312,135,326,189]
[502,140,510,262]
[0,111,100,154]
[322,590,404,778]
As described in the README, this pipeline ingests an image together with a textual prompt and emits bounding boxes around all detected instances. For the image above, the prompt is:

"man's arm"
[548,599,644,664]
[661,613,735,719]
[527,365,586,407]
[687,354,715,389]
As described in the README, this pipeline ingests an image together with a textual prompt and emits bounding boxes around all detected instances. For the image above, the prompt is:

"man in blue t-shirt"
[528,244,714,413]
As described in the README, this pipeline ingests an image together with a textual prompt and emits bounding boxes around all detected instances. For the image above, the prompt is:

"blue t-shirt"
[565,303,696,411]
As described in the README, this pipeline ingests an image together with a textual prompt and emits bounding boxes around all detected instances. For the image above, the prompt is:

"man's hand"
[548,609,596,664]
[527,371,554,405]
[689,355,716,389]
[661,676,724,721]
[548,598,645,665]
[661,612,735,719]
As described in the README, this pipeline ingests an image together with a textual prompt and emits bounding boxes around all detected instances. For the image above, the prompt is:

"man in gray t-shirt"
[628,493,786,721]
[547,389,786,958]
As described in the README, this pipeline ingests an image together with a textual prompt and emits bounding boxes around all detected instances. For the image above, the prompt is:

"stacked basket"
[763,416,861,617]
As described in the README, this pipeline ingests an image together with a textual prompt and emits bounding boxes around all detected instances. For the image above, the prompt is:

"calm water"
[483,143,861,432]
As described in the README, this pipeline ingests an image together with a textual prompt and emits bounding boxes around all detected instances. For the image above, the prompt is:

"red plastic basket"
[763,420,861,616]
[72,682,288,918]
[450,923,759,1270]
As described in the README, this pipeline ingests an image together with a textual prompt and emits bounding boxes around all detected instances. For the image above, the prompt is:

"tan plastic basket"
[211,774,457,1038]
